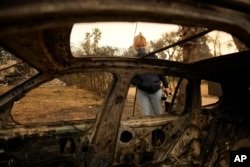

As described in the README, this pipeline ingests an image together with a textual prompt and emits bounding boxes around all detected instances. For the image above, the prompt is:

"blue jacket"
[131,73,168,93]
[131,49,169,93]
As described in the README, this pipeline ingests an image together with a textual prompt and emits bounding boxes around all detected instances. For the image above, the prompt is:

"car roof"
[0,0,249,82]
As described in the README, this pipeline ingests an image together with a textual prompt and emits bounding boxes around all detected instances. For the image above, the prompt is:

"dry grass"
[0,83,218,124]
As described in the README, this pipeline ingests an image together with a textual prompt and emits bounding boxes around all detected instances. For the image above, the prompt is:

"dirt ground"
[0,83,218,124]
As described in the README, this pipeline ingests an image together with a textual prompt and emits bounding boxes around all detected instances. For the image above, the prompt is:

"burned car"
[0,0,250,167]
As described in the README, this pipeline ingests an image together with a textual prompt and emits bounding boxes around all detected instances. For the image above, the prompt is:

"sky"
[70,22,236,55]
[70,22,179,49]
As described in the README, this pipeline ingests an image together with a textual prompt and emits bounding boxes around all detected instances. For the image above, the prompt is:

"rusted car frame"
[0,0,249,166]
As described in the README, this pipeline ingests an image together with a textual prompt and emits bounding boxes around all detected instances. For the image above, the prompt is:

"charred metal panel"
[42,27,74,67]
[0,136,78,167]
[193,50,250,84]
[0,73,56,128]
[0,74,54,111]
[0,32,57,73]
[0,103,13,128]
[0,120,93,139]
[0,26,73,73]
[208,81,222,97]
[114,115,189,166]
[86,73,132,164]
[0,1,249,46]
[166,125,200,165]
[0,0,249,166]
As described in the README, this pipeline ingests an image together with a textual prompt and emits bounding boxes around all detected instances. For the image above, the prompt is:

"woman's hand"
[164,87,172,95]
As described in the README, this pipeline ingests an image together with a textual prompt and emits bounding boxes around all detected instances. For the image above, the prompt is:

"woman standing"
[131,33,171,115]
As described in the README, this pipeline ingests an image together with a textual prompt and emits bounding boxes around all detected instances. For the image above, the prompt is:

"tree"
[79,28,119,57]
[92,28,102,53]
[180,27,212,63]
[70,44,84,57]
[122,46,136,57]
[232,36,248,52]
[67,28,120,95]
[177,27,212,112]
[226,42,233,53]
[98,46,119,57]
[206,31,222,56]
[0,47,37,85]
[149,29,182,61]
[82,32,92,55]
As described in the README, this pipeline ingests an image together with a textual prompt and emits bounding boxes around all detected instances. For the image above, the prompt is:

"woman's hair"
[133,33,147,49]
